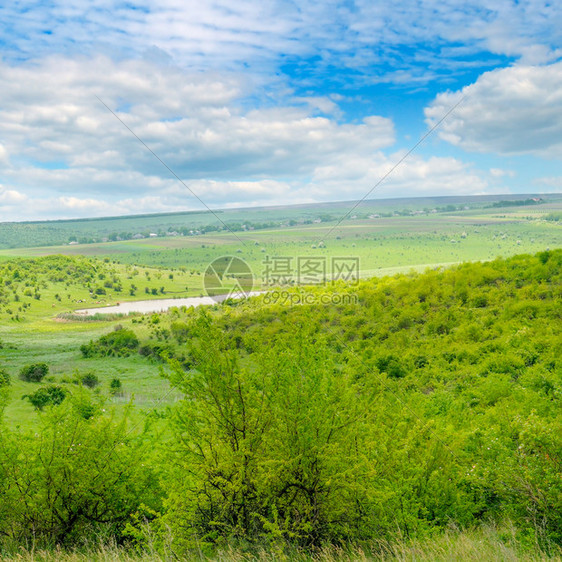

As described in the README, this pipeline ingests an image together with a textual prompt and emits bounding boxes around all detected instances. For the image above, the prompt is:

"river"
[74,292,263,316]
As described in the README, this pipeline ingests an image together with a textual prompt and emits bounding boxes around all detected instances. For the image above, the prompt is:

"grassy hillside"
[1,250,561,558]
[0,254,210,323]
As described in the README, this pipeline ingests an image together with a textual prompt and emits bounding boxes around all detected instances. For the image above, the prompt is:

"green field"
[1,249,561,558]
[1,195,560,289]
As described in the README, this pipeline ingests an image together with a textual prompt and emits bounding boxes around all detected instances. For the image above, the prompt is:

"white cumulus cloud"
[0,55,496,220]
[425,62,562,158]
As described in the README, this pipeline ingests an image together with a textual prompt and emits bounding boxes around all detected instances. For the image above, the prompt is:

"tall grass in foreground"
[2,524,561,562]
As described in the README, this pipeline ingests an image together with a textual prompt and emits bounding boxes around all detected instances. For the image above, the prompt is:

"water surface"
[75,292,262,316]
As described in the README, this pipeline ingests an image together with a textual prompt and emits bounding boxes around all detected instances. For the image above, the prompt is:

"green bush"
[170,321,190,342]
[80,372,100,388]
[109,378,122,395]
[19,363,49,382]
[164,316,392,546]
[22,385,67,410]
[0,400,160,546]
[80,327,139,357]
[0,369,10,387]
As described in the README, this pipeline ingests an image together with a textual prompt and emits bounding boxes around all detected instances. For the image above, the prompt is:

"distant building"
[149,233,158,237]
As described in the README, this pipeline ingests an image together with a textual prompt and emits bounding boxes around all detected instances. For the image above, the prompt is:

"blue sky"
[0,0,561,220]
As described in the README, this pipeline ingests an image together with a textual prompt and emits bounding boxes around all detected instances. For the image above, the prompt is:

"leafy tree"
[80,372,100,388]
[163,314,379,546]
[80,327,139,357]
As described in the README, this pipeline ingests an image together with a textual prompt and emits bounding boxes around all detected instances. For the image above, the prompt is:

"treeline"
[0,250,561,556]
[488,198,543,208]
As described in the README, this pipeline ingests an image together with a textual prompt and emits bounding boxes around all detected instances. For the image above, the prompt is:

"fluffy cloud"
[0,56,393,181]
[306,153,489,200]
[533,176,562,189]
[425,62,562,158]
[490,168,515,178]
[2,3,558,222]
[0,187,27,204]
[0,55,495,220]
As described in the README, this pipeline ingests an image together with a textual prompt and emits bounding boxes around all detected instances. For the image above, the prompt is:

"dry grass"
[2,523,561,562]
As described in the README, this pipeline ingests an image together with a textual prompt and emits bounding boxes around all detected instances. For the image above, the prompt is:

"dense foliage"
[0,255,116,321]
[0,369,10,387]
[155,250,562,549]
[0,397,159,547]
[0,250,561,555]
[80,327,140,357]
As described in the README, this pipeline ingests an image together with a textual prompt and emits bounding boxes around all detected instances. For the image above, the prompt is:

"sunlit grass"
[2,523,560,561]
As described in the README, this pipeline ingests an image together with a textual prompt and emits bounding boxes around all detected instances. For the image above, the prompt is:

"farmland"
[1,194,561,283]
[1,193,556,250]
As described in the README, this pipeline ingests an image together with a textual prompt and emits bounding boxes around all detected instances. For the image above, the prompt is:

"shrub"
[138,342,172,361]
[80,328,139,357]
[80,372,100,388]
[164,317,383,547]
[375,354,407,379]
[22,385,67,410]
[19,363,49,383]
[473,294,488,308]
[170,321,190,342]
[0,400,159,546]
[109,378,122,395]
[0,369,10,387]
